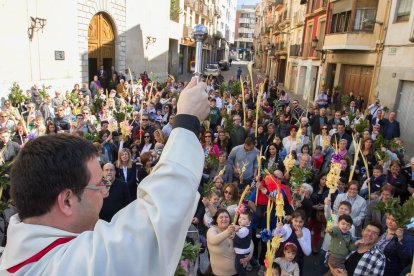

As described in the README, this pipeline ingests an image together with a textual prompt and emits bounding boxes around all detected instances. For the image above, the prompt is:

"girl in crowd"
[274,243,300,276]
[45,121,57,134]
[273,210,311,273]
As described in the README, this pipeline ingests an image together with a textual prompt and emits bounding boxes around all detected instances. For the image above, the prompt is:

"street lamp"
[311,37,319,50]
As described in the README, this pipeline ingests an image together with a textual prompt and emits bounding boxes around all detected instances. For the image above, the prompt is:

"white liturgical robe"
[0,127,203,275]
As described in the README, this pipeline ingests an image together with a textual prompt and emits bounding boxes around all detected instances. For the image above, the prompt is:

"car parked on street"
[218,60,229,71]
[203,63,221,77]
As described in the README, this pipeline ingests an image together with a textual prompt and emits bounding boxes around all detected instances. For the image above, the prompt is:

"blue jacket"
[383,230,414,275]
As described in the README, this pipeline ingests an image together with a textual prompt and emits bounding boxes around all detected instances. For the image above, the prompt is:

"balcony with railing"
[324,8,378,50]
[289,44,301,56]
[202,4,209,17]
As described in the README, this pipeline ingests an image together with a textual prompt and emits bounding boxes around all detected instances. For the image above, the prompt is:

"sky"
[237,0,260,7]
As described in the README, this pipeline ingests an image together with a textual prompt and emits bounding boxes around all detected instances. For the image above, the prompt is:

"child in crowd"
[234,211,253,276]
[311,146,324,173]
[274,243,300,276]
[326,214,357,272]
[359,165,386,199]
[321,199,355,275]
[273,210,311,273]
[202,190,220,228]
[272,262,282,276]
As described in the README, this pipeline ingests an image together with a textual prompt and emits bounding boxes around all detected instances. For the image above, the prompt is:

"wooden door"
[342,65,373,107]
[88,13,115,82]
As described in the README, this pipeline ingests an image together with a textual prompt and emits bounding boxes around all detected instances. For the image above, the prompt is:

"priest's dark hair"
[10,134,97,220]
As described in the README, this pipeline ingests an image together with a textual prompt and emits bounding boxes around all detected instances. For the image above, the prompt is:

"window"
[354,9,377,32]
[330,11,352,33]
[396,0,412,22]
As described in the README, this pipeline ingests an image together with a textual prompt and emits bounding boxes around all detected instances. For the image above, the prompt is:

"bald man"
[99,163,131,222]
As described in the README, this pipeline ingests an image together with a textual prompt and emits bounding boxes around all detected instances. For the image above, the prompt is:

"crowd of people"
[0,67,414,276]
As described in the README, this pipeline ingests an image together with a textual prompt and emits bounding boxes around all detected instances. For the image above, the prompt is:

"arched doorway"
[88,12,115,83]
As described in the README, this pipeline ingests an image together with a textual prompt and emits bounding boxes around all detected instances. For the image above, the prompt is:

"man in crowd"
[311,107,329,135]
[332,123,352,149]
[382,111,400,140]
[0,128,20,165]
[230,115,246,148]
[316,89,328,109]
[329,222,385,276]
[53,105,70,132]
[0,112,15,132]
[0,77,209,275]
[99,163,131,222]
[89,75,101,99]
[227,136,259,189]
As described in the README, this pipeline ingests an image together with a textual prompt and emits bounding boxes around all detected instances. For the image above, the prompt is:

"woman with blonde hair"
[153,129,166,145]
[115,148,136,199]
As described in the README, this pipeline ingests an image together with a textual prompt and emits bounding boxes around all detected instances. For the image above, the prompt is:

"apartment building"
[234,5,256,61]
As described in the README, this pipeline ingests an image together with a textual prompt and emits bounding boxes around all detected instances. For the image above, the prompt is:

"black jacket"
[99,179,131,222]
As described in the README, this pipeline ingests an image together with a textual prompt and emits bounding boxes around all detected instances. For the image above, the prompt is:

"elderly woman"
[207,209,253,276]
[376,213,414,275]
[333,181,367,234]
[296,183,313,224]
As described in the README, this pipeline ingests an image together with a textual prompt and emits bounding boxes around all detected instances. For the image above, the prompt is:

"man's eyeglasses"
[76,179,111,191]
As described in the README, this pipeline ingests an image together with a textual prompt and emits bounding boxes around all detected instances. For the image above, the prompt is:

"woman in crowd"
[264,143,282,174]
[313,124,331,151]
[356,138,377,180]
[219,183,238,221]
[377,213,414,275]
[217,130,231,154]
[138,131,154,155]
[201,130,220,158]
[272,135,287,161]
[386,160,408,202]
[61,100,72,117]
[309,173,329,254]
[135,152,153,199]
[207,209,252,276]
[333,181,367,234]
[12,121,27,146]
[153,129,166,145]
[283,125,304,153]
[115,148,137,197]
